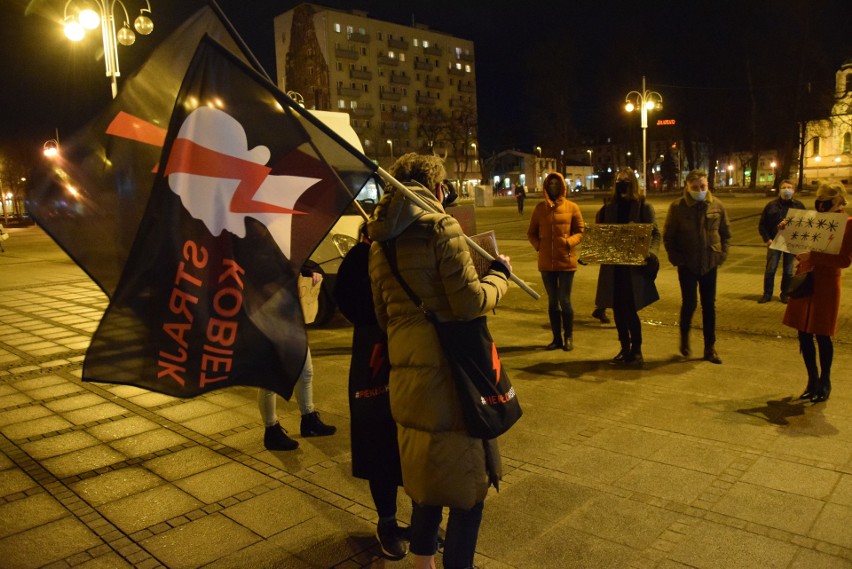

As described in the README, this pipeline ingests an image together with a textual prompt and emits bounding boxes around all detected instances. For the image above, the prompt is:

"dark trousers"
[677,266,717,347]
[369,478,398,519]
[798,331,833,381]
[763,248,795,297]
[541,271,575,337]
[409,501,484,569]
[612,266,641,350]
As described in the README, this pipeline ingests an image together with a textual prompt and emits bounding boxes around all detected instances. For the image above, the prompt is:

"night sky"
[2,0,851,164]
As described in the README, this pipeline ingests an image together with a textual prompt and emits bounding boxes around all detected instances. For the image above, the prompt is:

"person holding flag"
[368,153,512,569]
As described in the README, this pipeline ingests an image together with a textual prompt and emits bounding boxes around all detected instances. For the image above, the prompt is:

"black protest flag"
[26,3,256,297]
[82,37,377,398]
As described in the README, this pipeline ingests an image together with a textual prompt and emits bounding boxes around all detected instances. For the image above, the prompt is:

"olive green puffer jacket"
[367,184,509,509]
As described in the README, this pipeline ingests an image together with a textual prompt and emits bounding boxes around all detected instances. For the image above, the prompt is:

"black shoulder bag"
[380,241,522,439]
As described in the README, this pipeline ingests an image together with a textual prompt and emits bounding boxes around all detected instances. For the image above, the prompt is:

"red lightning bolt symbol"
[107,111,304,216]
[369,343,386,380]
[491,342,501,384]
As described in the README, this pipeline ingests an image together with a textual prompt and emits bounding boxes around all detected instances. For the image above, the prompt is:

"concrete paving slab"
[668,519,799,568]
[711,481,825,534]
[98,484,202,534]
[174,462,274,503]
[0,517,103,569]
[70,466,164,507]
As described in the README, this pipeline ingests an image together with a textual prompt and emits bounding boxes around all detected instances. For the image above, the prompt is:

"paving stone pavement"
[1,220,852,569]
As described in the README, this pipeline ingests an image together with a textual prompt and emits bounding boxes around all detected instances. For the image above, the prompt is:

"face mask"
[546,181,561,200]
[815,198,835,212]
[615,180,631,196]
[688,190,707,202]
[780,188,794,200]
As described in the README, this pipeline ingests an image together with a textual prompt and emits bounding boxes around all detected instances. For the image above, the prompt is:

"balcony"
[377,55,400,67]
[350,68,372,80]
[414,60,434,71]
[425,78,445,90]
[416,94,436,105]
[380,90,402,101]
[347,31,369,43]
[388,37,409,50]
[457,51,474,62]
[390,73,411,85]
[337,86,362,97]
[424,44,442,56]
[458,82,475,93]
[335,47,359,60]
[392,110,411,121]
[381,123,402,136]
[448,66,465,76]
[351,105,374,117]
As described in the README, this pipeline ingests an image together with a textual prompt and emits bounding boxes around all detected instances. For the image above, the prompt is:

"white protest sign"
[770,211,848,255]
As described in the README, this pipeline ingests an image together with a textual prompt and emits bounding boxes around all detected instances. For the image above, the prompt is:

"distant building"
[273,3,480,185]
[483,149,589,194]
[801,58,852,188]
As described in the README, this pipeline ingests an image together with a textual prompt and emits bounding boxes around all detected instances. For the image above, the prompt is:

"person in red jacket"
[783,182,852,403]
[527,172,585,351]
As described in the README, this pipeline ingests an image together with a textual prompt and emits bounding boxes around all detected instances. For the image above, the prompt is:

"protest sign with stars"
[770,211,848,255]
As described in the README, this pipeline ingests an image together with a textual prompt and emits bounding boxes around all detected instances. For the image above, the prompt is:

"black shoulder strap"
[380,240,433,319]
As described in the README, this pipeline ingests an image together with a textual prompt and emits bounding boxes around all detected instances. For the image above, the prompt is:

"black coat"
[334,242,402,484]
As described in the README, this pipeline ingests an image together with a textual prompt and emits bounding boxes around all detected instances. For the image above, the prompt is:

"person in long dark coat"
[334,224,407,560]
[594,167,660,366]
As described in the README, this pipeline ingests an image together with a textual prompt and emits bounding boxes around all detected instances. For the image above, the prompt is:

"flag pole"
[377,167,540,300]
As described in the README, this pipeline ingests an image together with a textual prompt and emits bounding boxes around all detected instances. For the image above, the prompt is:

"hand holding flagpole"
[377,167,540,300]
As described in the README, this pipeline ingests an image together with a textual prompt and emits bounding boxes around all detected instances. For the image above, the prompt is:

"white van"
[306,110,383,325]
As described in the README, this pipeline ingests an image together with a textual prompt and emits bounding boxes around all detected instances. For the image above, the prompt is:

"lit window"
[423,40,430,48]
[413,38,419,47]
[346,25,353,35]
[334,23,341,33]
[389,50,396,59]
[338,99,345,109]
[455,47,462,58]
[465,64,471,72]
[399,53,405,62]
[456,63,462,70]
[351,100,358,109]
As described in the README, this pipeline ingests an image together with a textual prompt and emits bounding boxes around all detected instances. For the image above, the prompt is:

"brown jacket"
[663,190,731,275]
[527,173,585,271]
[783,217,852,336]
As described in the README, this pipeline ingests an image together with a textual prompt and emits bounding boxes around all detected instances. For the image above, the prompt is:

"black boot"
[812,374,832,403]
[545,309,563,350]
[628,343,643,367]
[300,411,337,437]
[679,329,691,357]
[264,423,298,451]
[610,340,631,365]
[798,366,819,400]
[561,310,573,352]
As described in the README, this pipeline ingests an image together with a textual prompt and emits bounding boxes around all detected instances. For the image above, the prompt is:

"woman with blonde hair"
[783,182,852,402]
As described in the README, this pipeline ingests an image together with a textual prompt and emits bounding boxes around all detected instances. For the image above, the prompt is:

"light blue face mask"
[688,190,707,202]
[780,188,794,200]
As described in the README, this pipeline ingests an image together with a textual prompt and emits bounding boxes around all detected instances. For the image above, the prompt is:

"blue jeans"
[409,501,484,569]
[258,347,314,423]
[763,247,795,297]
[677,267,717,348]
[540,271,575,337]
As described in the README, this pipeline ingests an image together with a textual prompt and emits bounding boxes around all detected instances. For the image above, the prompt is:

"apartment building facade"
[273,3,479,182]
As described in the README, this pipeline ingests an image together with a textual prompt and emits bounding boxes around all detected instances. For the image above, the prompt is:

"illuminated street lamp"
[386,139,393,162]
[63,0,154,98]
[624,76,663,190]
[43,139,60,158]
[727,164,734,186]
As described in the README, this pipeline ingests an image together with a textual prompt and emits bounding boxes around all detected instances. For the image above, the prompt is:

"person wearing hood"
[663,169,732,364]
[527,172,586,351]
[367,153,512,569]
[594,167,660,366]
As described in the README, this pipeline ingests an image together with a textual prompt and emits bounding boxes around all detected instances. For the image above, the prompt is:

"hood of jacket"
[542,172,568,206]
[367,182,445,242]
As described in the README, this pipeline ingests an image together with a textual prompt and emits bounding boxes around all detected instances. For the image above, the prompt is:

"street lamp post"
[63,0,154,98]
[727,164,734,186]
[624,76,663,190]
[386,139,394,162]
[586,149,593,189]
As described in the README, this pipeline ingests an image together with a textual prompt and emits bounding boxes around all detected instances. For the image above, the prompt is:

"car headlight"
[331,234,358,257]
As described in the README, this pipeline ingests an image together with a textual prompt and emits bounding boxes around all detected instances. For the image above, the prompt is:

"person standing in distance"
[663,169,732,364]
[757,179,805,304]
[527,172,585,351]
